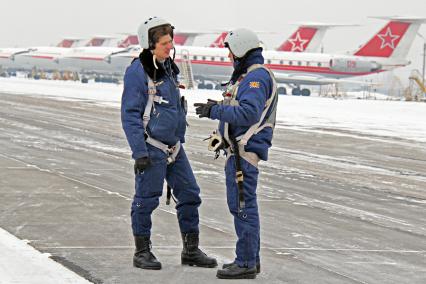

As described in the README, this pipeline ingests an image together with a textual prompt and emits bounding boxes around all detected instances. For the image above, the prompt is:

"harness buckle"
[158,97,169,104]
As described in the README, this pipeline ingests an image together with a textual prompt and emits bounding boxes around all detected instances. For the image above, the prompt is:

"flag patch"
[249,81,260,88]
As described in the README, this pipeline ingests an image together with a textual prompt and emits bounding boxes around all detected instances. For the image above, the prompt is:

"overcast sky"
[1,0,425,81]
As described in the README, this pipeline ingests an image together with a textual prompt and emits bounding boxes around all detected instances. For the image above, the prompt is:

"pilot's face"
[153,34,173,60]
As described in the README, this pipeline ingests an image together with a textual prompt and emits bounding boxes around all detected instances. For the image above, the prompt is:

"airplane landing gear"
[277,86,287,95]
[292,87,301,96]
[301,88,311,96]
[292,87,311,96]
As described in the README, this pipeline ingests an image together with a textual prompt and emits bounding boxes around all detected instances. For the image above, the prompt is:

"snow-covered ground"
[1,77,425,143]
[0,228,90,284]
[0,77,425,283]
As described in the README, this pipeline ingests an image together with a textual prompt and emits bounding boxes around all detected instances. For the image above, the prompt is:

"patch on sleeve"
[249,81,260,88]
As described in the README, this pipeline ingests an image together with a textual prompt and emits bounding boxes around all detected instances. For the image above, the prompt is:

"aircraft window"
[318,62,322,67]
[183,55,188,59]
[289,61,293,65]
[220,57,224,62]
[267,59,271,64]
[279,60,284,65]
[193,55,197,60]
[211,56,215,61]
[298,61,302,66]
[306,62,310,66]
[202,56,206,60]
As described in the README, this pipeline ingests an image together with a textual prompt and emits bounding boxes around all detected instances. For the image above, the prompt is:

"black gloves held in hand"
[194,99,218,118]
[134,156,152,174]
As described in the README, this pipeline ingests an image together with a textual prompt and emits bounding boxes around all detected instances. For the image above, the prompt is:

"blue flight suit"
[121,55,201,237]
[209,48,275,268]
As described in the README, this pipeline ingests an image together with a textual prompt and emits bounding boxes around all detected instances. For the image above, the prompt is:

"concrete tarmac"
[0,92,425,283]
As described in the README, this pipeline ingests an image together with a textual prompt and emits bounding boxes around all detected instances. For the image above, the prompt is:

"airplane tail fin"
[210,32,228,48]
[85,36,117,47]
[57,38,84,48]
[57,39,76,48]
[354,17,426,58]
[174,34,189,45]
[118,35,139,48]
[174,32,205,46]
[277,23,357,52]
[115,32,203,48]
[86,37,106,47]
[277,26,319,52]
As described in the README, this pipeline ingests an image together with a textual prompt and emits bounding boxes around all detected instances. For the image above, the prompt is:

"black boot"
[223,261,260,273]
[133,235,162,270]
[181,233,217,268]
[216,263,257,279]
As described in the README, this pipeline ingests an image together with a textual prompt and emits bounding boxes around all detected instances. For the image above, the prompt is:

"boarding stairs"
[179,49,195,89]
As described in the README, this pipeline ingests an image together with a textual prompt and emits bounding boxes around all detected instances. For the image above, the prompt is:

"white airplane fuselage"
[3,17,420,85]
[0,47,33,69]
[108,45,407,85]
[109,18,423,85]
[12,47,73,71]
[56,46,124,73]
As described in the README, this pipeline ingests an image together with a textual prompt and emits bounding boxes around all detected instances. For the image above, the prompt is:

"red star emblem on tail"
[289,32,309,52]
[377,27,400,50]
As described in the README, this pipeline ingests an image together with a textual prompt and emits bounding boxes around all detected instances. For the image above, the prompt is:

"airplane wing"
[273,72,376,86]
[0,48,33,59]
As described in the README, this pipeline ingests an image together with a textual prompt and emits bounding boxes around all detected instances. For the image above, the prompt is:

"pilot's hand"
[134,156,152,174]
[194,99,217,118]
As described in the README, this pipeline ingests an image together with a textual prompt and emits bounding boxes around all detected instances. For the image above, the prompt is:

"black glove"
[194,99,218,118]
[134,156,152,174]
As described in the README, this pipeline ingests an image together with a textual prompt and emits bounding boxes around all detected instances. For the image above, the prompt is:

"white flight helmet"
[224,28,260,58]
[137,17,173,49]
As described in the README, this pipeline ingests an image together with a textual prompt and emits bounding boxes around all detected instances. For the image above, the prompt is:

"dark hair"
[149,24,174,49]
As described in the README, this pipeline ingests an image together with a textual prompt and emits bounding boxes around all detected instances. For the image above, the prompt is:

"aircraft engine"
[329,57,381,73]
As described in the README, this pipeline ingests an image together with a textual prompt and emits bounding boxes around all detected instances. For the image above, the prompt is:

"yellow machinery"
[405,70,426,101]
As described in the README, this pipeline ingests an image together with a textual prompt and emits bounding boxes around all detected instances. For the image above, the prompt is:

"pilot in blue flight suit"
[194,28,278,279]
[121,17,217,270]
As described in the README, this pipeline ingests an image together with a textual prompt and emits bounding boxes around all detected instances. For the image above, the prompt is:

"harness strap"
[143,76,156,128]
[145,135,169,153]
[145,135,181,164]
[226,146,260,169]
[167,141,181,164]
[166,185,178,205]
[222,64,277,148]
[239,64,278,146]
[230,137,246,214]
[143,76,170,128]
